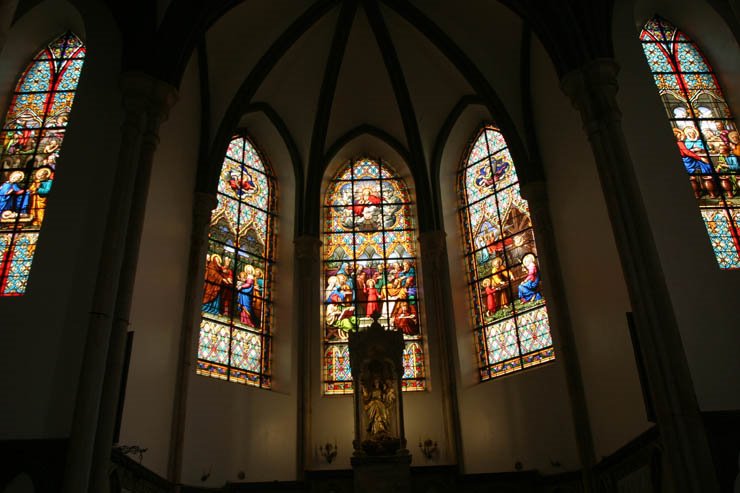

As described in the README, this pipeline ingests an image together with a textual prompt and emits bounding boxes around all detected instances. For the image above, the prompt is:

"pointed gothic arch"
[196,133,276,388]
[0,32,85,296]
[640,16,740,269]
[458,124,555,380]
[321,157,426,394]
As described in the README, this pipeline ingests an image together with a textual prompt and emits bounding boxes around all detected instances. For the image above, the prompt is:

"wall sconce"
[418,438,438,460]
[318,441,338,464]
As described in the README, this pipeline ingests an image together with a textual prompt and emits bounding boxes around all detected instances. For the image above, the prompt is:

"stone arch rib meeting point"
[198,0,340,198]
[303,0,359,236]
[379,0,541,189]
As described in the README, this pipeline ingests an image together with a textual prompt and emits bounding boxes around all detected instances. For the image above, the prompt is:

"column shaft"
[561,59,718,492]
[417,230,463,470]
[63,73,177,493]
[0,0,18,56]
[520,181,596,492]
[294,235,322,477]
[167,192,218,484]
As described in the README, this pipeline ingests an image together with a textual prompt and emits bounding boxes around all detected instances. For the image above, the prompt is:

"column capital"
[560,58,621,128]
[519,180,548,207]
[294,234,322,261]
[418,230,447,269]
[120,71,179,123]
[193,192,217,220]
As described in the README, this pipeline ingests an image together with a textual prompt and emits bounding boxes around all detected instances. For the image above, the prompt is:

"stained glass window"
[640,16,740,269]
[0,32,85,296]
[458,124,555,380]
[323,158,425,394]
[196,134,276,388]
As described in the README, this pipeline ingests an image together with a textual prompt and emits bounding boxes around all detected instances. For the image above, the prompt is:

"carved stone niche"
[348,315,408,458]
[349,315,411,493]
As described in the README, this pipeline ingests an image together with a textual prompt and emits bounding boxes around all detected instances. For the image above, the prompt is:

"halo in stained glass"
[196,133,276,388]
[322,157,426,394]
[0,32,85,296]
[640,16,740,269]
[458,124,555,381]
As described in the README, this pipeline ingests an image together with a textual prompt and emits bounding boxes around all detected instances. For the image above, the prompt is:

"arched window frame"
[0,31,85,296]
[457,123,555,380]
[640,15,740,269]
[321,157,426,395]
[196,132,277,389]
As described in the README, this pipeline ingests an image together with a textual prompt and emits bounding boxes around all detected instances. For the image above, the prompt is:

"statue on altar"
[362,376,395,437]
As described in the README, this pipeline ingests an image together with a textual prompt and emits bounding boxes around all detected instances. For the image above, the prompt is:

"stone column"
[63,72,177,493]
[561,59,718,492]
[520,181,596,491]
[167,191,217,485]
[417,230,463,469]
[294,235,322,478]
[0,0,18,56]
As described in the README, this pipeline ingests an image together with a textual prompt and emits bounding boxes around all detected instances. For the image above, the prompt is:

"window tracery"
[0,32,85,295]
[197,134,276,388]
[322,158,425,394]
[458,124,554,380]
[640,16,740,269]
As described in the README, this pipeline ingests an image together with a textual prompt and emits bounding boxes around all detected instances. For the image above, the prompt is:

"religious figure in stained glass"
[0,32,85,295]
[459,124,554,380]
[640,16,740,269]
[196,134,275,388]
[323,158,425,394]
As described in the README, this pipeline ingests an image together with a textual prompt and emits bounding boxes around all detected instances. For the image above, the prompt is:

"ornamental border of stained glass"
[458,123,555,381]
[0,31,85,296]
[322,157,426,395]
[196,133,276,389]
[640,16,740,269]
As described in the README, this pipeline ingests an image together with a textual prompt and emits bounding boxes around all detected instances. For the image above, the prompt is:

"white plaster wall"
[0,0,122,438]
[120,52,200,476]
[613,0,740,410]
[439,104,581,474]
[529,36,651,459]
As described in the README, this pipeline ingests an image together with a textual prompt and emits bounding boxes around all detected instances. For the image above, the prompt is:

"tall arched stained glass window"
[459,124,554,380]
[640,16,740,269]
[323,158,425,394]
[197,134,276,388]
[0,32,85,296]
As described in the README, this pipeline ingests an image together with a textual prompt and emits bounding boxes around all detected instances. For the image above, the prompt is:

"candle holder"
[418,438,438,460]
[318,441,338,464]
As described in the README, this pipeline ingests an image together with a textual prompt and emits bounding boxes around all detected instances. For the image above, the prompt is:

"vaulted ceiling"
[90,0,621,233]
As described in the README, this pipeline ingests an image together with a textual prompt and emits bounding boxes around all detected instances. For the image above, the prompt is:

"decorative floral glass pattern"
[196,134,275,388]
[459,124,555,380]
[0,32,85,295]
[323,158,425,394]
[640,16,740,268]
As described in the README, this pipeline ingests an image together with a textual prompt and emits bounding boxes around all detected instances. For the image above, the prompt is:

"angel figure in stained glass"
[473,156,509,194]
[228,168,257,197]
[517,253,542,303]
